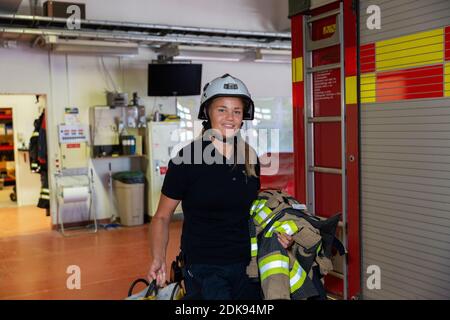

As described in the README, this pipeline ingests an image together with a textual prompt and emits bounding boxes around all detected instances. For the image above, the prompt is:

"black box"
[43,1,86,19]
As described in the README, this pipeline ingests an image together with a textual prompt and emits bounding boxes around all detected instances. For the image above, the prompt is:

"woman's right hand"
[147,258,167,287]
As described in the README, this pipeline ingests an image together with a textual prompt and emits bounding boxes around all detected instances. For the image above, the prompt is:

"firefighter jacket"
[246,189,342,300]
[29,112,49,210]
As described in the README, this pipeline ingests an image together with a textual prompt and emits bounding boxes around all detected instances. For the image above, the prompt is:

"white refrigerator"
[146,121,184,217]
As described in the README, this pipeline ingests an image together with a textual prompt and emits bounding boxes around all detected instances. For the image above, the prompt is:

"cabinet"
[0,108,15,188]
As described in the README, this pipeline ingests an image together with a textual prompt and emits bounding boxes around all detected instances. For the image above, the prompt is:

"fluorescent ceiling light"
[44,36,139,56]
[254,49,291,64]
[158,44,291,63]
[173,55,241,62]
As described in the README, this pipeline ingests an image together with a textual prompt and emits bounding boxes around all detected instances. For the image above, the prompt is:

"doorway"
[0,94,51,237]
[0,107,16,207]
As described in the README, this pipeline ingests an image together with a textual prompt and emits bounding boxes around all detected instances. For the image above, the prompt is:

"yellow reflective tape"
[251,237,258,255]
[275,220,299,236]
[32,132,39,137]
[264,221,281,238]
[345,76,357,105]
[259,254,290,281]
[292,57,303,83]
[253,205,272,226]
[254,200,267,213]
[445,63,450,97]
[360,73,376,103]
[290,261,307,293]
[40,195,50,200]
[316,242,322,254]
[250,200,260,215]
[259,253,289,267]
[376,28,444,71]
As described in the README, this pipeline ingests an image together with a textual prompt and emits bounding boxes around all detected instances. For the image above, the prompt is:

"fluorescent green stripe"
[275,220,299,235]
[259,254,289,267]
[250,200,260,216]
[253,214,264,225]
[251,237,258,257]
[316,242,322,254]
[261,267,289,281]
[290,261,307,293]
[264,221,281,237]
[254,200,267,214]
[254,206,273,227]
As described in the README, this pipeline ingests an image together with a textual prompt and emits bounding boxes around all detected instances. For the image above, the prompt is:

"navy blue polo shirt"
[161,139,260,265]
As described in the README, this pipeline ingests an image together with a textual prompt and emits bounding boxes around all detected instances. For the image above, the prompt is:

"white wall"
[17,0,290,32]
[0,95,43,206]
[0,1,292,224]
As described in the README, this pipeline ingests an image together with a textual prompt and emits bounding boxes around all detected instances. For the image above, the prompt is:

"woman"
[147,74,293,300]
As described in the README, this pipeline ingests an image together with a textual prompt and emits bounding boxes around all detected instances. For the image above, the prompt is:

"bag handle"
[128,278,159,298]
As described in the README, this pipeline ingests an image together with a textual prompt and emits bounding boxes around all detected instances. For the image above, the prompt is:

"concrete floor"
[0,206,182,300]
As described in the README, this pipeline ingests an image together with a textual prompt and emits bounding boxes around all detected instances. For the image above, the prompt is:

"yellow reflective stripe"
[265,220,299,238]
[360,73,376,103]
[259,254,289,267]
[264,221,280,238]
[259,254,290,281]
[254,200,267,214]
[254,206,273,226]
[275,220,299,236]
[254,206,270,225]
[40,194,50,200]
[316,242,322,254]
[251,237,258,257]
[259,214,275,230]
[42,188,50,193]
[292,57,303,83]
[250,200,260,216]
[31,163,39,168]
[32,132,39,137]
[345,76,357,105]
[290,261,307,293]
[376,28,444,71]
[445,63,450,97]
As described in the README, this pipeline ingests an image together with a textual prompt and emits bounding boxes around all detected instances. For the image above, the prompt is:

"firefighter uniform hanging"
[29,111,50,212]
[247,189,344,300]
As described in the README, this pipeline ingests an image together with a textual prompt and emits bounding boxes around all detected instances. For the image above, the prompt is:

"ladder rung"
[309,166,342,175]
[306,9,341,23]
[328,271,345,280]
[308,116,341,123]
[307,63,341,73]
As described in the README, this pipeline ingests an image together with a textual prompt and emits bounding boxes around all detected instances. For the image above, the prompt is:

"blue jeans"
[182,262,262,300]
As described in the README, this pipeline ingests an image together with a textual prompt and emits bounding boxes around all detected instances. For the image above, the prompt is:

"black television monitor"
[148,63,202,96]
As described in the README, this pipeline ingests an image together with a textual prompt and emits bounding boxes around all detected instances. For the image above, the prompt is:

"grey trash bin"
[112,171,145,226]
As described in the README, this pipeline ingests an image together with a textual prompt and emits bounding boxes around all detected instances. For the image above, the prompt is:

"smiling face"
[207,97,244,138]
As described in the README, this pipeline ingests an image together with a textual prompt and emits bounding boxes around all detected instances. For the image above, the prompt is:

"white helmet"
[197,74,254,120]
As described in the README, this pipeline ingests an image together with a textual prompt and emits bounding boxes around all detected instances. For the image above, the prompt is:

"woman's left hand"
[277,232,294,249]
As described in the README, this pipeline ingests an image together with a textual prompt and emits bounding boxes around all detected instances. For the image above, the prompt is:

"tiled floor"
[0,206,182,300]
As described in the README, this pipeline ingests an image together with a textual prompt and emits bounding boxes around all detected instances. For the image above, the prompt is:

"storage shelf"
[0,145,14,151]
